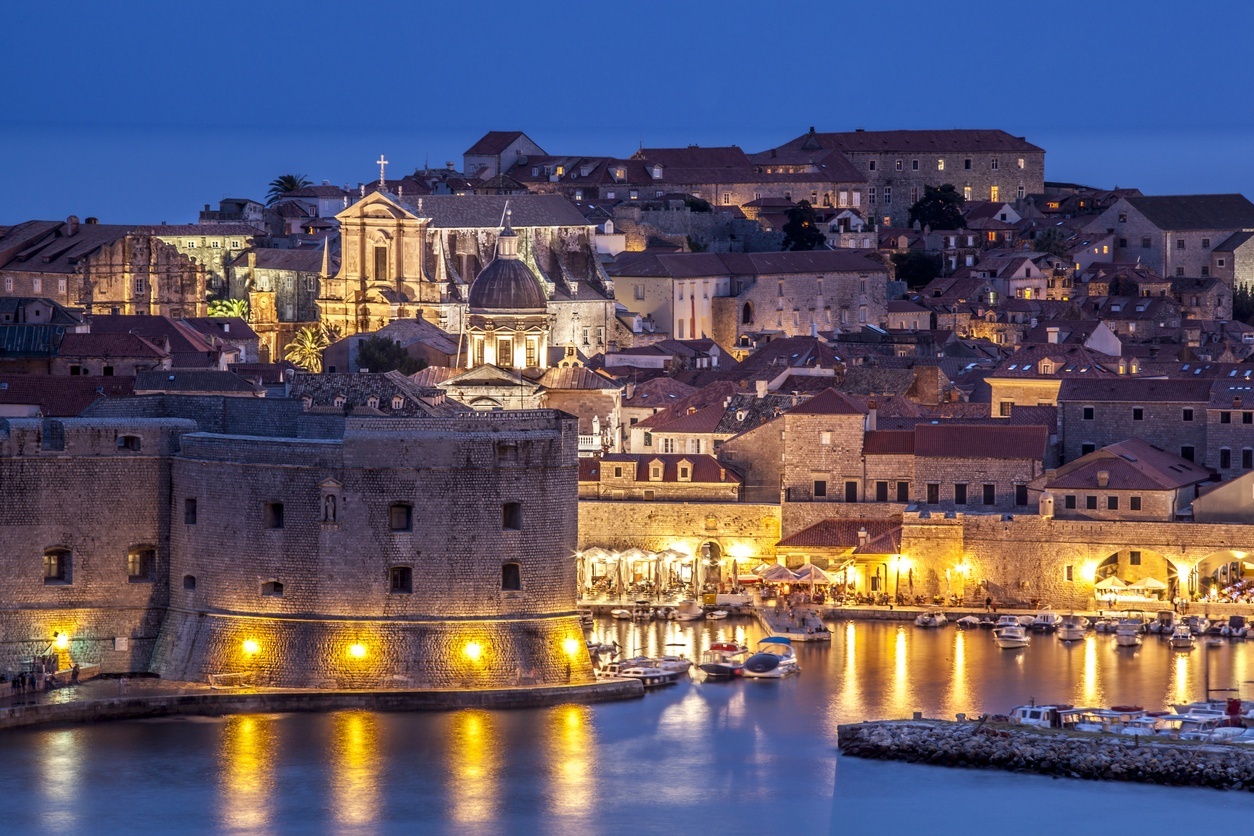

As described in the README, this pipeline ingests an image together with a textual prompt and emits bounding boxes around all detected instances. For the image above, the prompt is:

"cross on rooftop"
[377,154,389,186]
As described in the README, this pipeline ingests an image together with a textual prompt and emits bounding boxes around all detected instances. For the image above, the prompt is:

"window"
[813,480,827,498]
[502,502,522,531]
[134,278,145,295]
[1064,495,1077,509]
[937,159,945,171]
[926,483,940,504]
[261,581,283,597]
[1081,443,1096,456]
[501,562,522,591]
[982,484,995,505]
[1017,185,1025,199]
[57,278,66,294]
[954,483,967,505]
[117,435,141,452]
[643,432,653,447]
[1082,406,1095,420]
[990,185,1000,202]
[127,547,155,582]
[820,432,832,445]
[1085,496,1097,510]
[679,465,691,481]
[1244,449,1253,469]
[1065,565,1074,582]
[389,566,413,594]
[389,503,413,531]
[1221,411,1232,424]
[1141,237,1151,249]
[910,186,919,204]
[634,285,645,301]
[895,159,903,171]
[1219,258,1226,267]
[1176,239,1186,250]
[183,575,197,590]
[1130,496,1142,511]
[1129,551,1142,566]
[883,187,891,205]
[643,489,655,500]
[897,482,910,502]
[185,498,197,524]
[186,240,197,248]
[1015,485,1028,507]
[845,481,858,502]
[868,160,876,171]
[868,187,877,204]
[991,158,999,170]
[1132,407,1144,421]
[263,502,284,529]
[1183,408,1194,422]
[911,159,919,171]
[963,158,972,170]
[211,240,221,249]
[1107,496,1119,510]
[1176,267,1185,277]
[613,466,623,478]
[32,278,41,293]
[1181,445,1195,462]
[1221,448,1232,469]
[1201,266,1210,277]
[44,548,71,585]
[1017,158,1025,169]
[876,481,889,502]
[998,401,1013,417]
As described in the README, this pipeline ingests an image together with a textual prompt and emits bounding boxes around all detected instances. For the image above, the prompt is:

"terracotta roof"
[622,376,697,408]
[536,366,621,391]
[636,380,745,428]
[914,423,1048,459]
[393,193,589,229]
[607,249,885,279]
[465,131,532,156]
[134,370,262,394]
[141,224,259,237]
[862,430,915,455]
[644,402,727,434]
[1045,438,1211,491]
[57,332,167,359]
[777,518,902,549]
[584,453,741,484]
[1057,377,1214,403]
[775,128,1043,154]
[1124,194,1254,231]
[0,375,134,416]
[787,388,867,416]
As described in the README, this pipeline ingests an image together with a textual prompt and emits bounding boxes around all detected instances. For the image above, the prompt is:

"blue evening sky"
[2,0,1252,224]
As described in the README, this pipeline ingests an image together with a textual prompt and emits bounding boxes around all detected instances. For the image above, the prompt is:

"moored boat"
[1148,611,1176,635]
[1056,616,1087,642]
[706,609,729,620]
[674,600,705,621]
[698,642,748,679]
[993,624,1030,649]
[1031,606,1062,632]
[742,637,800,679]
[955,615,982,629]
[1182,615,1210,635]
[609,608,632,620]
[914,609,948,628]
[1168,624,1195,650]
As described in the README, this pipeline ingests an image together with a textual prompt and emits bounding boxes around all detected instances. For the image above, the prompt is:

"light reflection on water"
[3,618,1254,832]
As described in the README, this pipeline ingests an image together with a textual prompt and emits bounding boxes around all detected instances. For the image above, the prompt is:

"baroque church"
[316,190,617,354]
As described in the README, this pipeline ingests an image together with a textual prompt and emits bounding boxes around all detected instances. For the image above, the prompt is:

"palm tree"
[207,298,249,321]
[267,174,311,205]
[284,324,329,373]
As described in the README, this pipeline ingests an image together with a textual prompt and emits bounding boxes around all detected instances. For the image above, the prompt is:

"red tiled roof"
[583,453,741,484]
[57,332,166,359]
[777,518,902,549]
[862,430,915,455]
[914,423,1048,459]
[645,403,727,434]
[1046,438,1212,491]
[0,375,135,416]
[465,131,530,156]
[1057,378,1214,403]
[787,388,867,416]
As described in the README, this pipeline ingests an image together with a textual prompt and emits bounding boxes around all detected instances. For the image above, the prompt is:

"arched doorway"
[701,541,723,592]
[742,302,753,325]
[1196,550,1254,600]
[1094,548,1173,603]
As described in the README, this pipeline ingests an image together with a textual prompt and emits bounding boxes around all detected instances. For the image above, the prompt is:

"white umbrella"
[1141,578,1168,590]
[1094,576,1127,590]
[793,563,833,584]
[582,546,612,562]
[760,563,800,582]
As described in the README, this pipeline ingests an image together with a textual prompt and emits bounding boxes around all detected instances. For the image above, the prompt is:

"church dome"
[468,257,547,311]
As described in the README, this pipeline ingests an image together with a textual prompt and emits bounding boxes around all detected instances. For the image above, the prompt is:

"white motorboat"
[993,624,1030,649]
[706,609,729,620]
[1056,616,1087,642]
[598,662,679,688]
[609,608,631,620]
[1168,624,1195,650]
[697,642,748,679]
[630,601,654,621]
[674,600,705,621]
[994,615,1021,629]
[914,609,948,628]
[1182,615,1210,635]
[742,637,800,679]
[1148,611,1176,635]
[1093,617,1116,633]
[1009,703,1071,728]
[955,615,982,629]
[1113,611,1146,646]
[1016,615,1036,627]
[1031,606,1062,632]
[578,610,594,626]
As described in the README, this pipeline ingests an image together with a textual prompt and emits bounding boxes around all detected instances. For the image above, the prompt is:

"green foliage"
[354,335,427,375]
[683,195,713,213]
[1234,285,1254,324]
[781,200,827,251]
[207,297,250,321]
[283,324,331,373]
[891,251,942,291]
[685,235,707,253]
[266,174,311,205]
[1033,227,1068,257]
[908,184,966,230]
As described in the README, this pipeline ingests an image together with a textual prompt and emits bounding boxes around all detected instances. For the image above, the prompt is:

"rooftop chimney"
[1096,470,1109,488]
[755,379,768,399]
[65,215,79,236]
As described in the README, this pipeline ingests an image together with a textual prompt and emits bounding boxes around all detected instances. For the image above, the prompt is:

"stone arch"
[742,301,754,325]
[1195,549,1254,596]
[1094,546,1174,601]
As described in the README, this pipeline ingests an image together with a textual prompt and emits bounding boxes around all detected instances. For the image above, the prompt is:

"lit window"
[44,548,72,585]
[937,159,945,171]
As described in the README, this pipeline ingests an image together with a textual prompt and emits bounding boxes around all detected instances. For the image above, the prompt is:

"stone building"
[578,453,742,501]
[0,396,592,688]
[0,218,207,318]
[1056,377,1213,465]
[230,243,332,363]
[143,224,258,295]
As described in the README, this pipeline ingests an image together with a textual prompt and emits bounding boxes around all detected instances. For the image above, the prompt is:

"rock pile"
[838,720,1254,791]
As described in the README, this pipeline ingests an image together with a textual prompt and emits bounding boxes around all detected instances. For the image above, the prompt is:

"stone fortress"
[0,397,593,687]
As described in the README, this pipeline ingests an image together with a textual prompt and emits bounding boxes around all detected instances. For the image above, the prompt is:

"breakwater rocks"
[838,720,1254,791]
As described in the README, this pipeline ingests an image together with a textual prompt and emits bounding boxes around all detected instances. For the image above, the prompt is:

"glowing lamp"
[348,643,367,659]
[53,632,69,651]
[463,641,483,662]
[563,637,581,656]
[242,639,261,656]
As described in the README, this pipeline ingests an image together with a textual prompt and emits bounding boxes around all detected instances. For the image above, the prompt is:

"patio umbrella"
[582,547,612,562]
[793,563,833,584]
[760,563,800,583]
[1141,578,1168,590]
[1094,576,1127,590]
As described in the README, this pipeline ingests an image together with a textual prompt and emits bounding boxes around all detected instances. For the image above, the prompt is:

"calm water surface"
[3,617,1254,834]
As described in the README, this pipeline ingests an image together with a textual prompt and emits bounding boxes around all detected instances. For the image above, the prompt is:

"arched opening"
[701,541,723,590]
[1093,548,1172,603]
[742,302,754,325]
[1196,549,1254,602]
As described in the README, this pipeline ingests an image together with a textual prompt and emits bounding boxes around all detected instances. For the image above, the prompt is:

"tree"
[266,174,311,205]
[1033,227,1068,258]
[354,335,427,375]
[891,251,942,291]
[207,298,250,321]
[284,324,330,373]
[781,200,827,251]
[908,184,966,230]
[1235,284,1254,324]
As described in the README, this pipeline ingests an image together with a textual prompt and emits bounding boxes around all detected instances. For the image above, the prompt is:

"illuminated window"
[963,186,972,200]
[895,159,903,171]
[937,159,945,171]
[44,548,71,585]
[990,185,1000,202]
[1017,158,1025,169]
[127,546,155,582]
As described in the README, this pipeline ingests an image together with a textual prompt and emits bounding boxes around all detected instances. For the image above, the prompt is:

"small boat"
[977,615,997,629]
[578,610,594,626]
[914,609,948,628]
[994,615,1021,629]
[1168,624,1195,650]
[1093,617,1116,633]
[706,610,729,620]
[955,615,982,629]
[1056,616,1087,642]
[630,601,654,621]
[697,642,748,679]
[1016,615,1035,627]
[1009,703,1072,728]
[993,624,1030,649]
[742,637,800,679]
[598,662,679,688]
[1182,615,1210,635]
[1031,606,1062,632]
[1148,611,1176,635]
[1114,617,1143,647]
[609,608,632,620]
[674,600,705,622]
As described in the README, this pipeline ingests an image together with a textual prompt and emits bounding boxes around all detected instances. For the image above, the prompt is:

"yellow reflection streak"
[332,711,379,829]
[890,626,910,717]
[1080,635,1101,706]
[547,704,596,818]
[448,709,498,824]
[219,715,275,833]
[948,629,968,713]
[1169,652,1193,707]
[41,729,80,829]
[834,621,861,722]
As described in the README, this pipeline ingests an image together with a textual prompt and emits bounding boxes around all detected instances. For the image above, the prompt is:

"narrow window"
[1082,406,1094,420]
[1064,495,1077,509]
[845,481,858,502]
[389,566,413,594]
[183,574,197,590]
[1014,485,1028,507]
[1130,496,1142,511]
[1243,448,1253,469]
[954,483,967,505]
[501,562,522,591]
[896,482,910,502]
[389,503,413,531]
[43,548,71,585]
[1129,551,1142,566]
[926,483,940,505]
[185,498,198,525]
[261,580,284,597]
[1065,565,1074,582]
[1132,407,1144,421]
[1244,412,1253,424]
[1107,496,1119,510]
[1182,408,1194,422]
[1220,448,1232,469]
[1221,411,1232,424]
[813,480,827,498]
[1085,496,1098,510]
[127,546,155,583]
[264,502,284,529]
[502,502,522,531]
